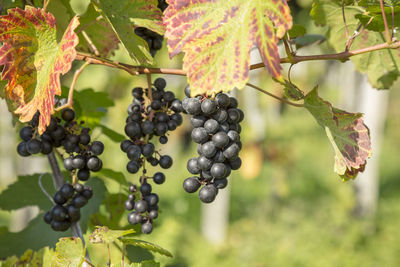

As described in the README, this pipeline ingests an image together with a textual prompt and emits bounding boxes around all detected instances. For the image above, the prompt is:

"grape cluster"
[134,0,168,56]
[182,87,244,203]
[43,183,92,231]
[122,77,182,233]
[124,178,163,234]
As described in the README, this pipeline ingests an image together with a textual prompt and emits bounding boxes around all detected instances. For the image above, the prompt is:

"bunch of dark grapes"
[124,177,164,234]
[182,87,244,203]
[16,108,104,231]
[121,77,183,234]
[134,1,169,56]
[43,183,92,231]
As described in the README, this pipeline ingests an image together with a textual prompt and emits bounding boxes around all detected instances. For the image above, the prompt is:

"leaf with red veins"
[0,6,79,134]
[164,0,292,96]
[304,87,372,181]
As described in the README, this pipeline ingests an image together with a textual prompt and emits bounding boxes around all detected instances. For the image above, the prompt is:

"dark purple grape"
[199,185,218,203]
[153,172,165,184]
[19,126,33,141]
[183,177,201,193]
[90,141,104,155]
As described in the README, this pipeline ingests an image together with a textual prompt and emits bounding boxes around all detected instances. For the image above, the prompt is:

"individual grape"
[61,108,75,122]
[201,99,217,115]
[204,119,219,134]
[200,170,213,181]
[212,132,230,148]
[212,109,228,123]
[90,141,104,155]
[77,168,90,181]
[129,184,137,193]
[125,122,141,139]
[142,143,155,158]
[200,141,217,158]
[87,156,102,171]
[159,155,173,169]
[17,142,30,157]
[171,99,183,113]
[72,195,88,208]
[127,212,140,225]
[127,161,140,174]
[149,210,158,219]
[121,140,134,152]
[229,157,242,170]
[124,200,134,211]
[191,115,207,128]
[153,172,165,184]
[184,84,191,97]
[53,192,67,205]
[41,141,53,154]
[187,157,201,174]
[64,157,74,171]
[43,211,52,224]
[82,186,93,199]
[183,177,201,193]
[154,77,167,90]
[26,139,43,154]
[191,127,208,144]
[74,183,84,193]
[141,121,155,135]
[210,163,227,179]
[228,97,238,108]
[127,145,142,161]
[19,126,33,141]
[141,221,153,234]
[227,130,240,142]
[215,93,230,108]
[159,136,168,144]
[140,182,152,196]
[67,205,81,222]
[199,185,218,203]
[79,133,91,145]
[145,193,159,206]
[59,184,74,199]
[51,205,68,221]
[164,91,175,103]
[134,200,148,213]
[72,155,86,169]
[197,155,213,171]
[213,178,228,189]
[184,98,202,115]
[223,143,240,160]
[171,113,183,125]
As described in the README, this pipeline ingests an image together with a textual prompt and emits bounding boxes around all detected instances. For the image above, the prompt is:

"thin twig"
[82,31,100,56]
[38,173,55,204]
[121,244,126,267]
[76,40,400,76]
[379,0,392,43]
[43,0,51,11]
[283,37,293,58]
[342,0,350,40]
[55,61,91,111]
[76,15,103,34]
[246,83,304,107]
[391,5,395,39]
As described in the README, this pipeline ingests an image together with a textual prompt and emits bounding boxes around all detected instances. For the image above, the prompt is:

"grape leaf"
[304,87,371,180]
[0,173,54,211]
[100,124,125,142]
[120,237,173,258]
[311,2,400,89]
[91,0,165,65]
[89,226,135,244]
[0,6,79,134]
[77,3,119,57]
[288,24,306,39]
[55,237,84,267]
[163,0,292,96]
[99,168,128,184]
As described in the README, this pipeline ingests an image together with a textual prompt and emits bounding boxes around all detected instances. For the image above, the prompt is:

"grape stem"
[379,0,392,44]
[38,173,55,204]
[55,61,90,112]
[46,152,93,264]
[246,83,304,107]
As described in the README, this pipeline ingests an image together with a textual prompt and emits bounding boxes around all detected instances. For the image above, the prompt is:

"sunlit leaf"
[0,6,79,134]
[304,87,372,180]
[89,226,135,244]
[164,0,292,96]
[311,2,400,89]
[121,237,173,258]
[55,237,84,267]
[91,0,165,65]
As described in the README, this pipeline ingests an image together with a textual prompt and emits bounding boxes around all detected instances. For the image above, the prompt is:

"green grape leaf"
[91,0,165,65]
[100,124,125,142]
[77,3,119,57]
[120,237,173,258]
[99,168,128,184]
[282,79,305,101]
[89,226,135,244]
[0,247,50,266]
[54,237,85,267]
[0,6,79,134]
[164,0,293,96]
[304,87,371,180]
[311,2,400,89]
[288,24,307,39]
[0,173,54,211]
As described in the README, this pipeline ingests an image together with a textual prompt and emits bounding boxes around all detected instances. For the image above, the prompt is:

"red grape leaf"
[304,87,372,181]
[0,6,79,134]
[163,0,292,96]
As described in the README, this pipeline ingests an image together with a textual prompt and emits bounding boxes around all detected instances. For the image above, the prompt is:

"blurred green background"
[1,0,400,266]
